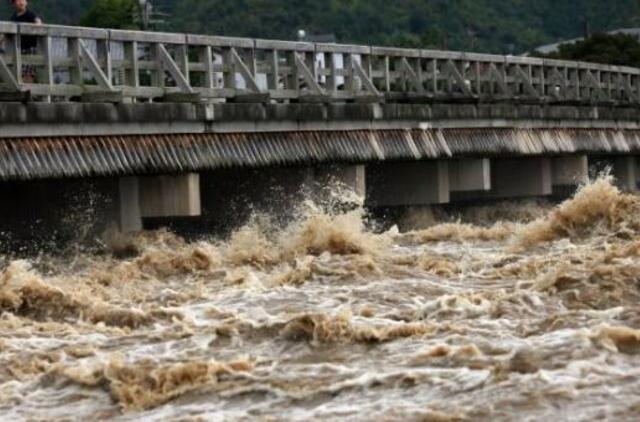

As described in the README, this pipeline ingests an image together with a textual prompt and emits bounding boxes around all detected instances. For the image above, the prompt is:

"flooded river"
[1,177,640,421]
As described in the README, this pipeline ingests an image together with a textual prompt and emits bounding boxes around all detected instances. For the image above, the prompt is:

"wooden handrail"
[0,21,637,104]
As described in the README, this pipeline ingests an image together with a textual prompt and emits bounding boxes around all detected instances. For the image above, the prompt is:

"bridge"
[0,22,639,236]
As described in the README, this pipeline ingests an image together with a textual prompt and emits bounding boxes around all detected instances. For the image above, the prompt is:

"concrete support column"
[552,155,589,186]
[490,158,552,198]
[140,173,202,218]
[118,177,142,232]
[612,157,637,191]
[552,155,589,196]
[314,165,366,197]
[449,159,491,192]
[366,161,450,207]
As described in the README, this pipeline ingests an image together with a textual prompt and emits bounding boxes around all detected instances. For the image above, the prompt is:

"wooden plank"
[19,23,108,39]
[0,22,18,34]
[371,46,421,57]
[316,43,370,54]
[186,34,253,48]
[255,39,314,52]
[110,29,186,44]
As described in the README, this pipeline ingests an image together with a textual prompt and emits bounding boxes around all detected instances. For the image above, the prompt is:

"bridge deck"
[0,22,639,104]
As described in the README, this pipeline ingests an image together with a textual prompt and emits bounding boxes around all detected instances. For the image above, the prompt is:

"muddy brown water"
[1,177,640,421]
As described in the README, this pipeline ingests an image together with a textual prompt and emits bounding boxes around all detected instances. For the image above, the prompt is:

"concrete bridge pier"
[611,157,638,191]
[139,174,202,218]
[312,165,366,198]
[552,155,589,196]
[489,158,552,199]
[116,173,202,232]
[117,177,143,232]
[366,161,450,207]
[449,159,492,193]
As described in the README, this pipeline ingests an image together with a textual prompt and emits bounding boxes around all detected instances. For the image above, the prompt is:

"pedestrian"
[10,0,42,83]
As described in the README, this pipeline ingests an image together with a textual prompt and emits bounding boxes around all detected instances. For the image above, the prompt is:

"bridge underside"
[1,127,639,180]
[0,101,639,241]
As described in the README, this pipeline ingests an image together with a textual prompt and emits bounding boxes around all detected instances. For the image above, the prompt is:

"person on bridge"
[9,0,42,83]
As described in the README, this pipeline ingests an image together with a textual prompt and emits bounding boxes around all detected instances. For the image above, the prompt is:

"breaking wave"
[1,176,640,420]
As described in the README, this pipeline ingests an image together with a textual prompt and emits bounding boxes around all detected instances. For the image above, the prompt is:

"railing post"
[199,45,214,90]
[266,49,279,90]
[152,43,165,90]
[222,47,236,91]
[472,60,481,96]
[343,53,354,94]
[304,50,316,82]
[37,33,53,100]
[381,55,390,92]
[429,59,438,96]
[176,44,189,85]
[123,40,139,94]
[6,33,22,85]
[284,50,296,92]
[535,64,544,98]
[67,37,82,86]
[324,52,337,93]
[97,38,112,86]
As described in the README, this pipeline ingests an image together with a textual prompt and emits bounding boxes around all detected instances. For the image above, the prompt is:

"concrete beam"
[366,161,450,207]
[140,173,202,218]
[118,177,142,232]
[552,155,589,187]
[449,159,491,192]
[1,102,640,140]
[490,158,552,198]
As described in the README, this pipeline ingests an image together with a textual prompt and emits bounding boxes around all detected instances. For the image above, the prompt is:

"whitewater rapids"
[1,177,640,421]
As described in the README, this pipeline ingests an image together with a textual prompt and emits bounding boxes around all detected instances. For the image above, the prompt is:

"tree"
[538,33,640,67]
[80,0,140,30]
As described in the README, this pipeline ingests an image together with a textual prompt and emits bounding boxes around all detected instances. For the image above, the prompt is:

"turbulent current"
[1,177,640,421]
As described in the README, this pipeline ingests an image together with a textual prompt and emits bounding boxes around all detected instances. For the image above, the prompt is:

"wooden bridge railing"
[0,21,639,104]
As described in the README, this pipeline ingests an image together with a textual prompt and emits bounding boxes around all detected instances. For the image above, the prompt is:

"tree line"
[4,0,640,64]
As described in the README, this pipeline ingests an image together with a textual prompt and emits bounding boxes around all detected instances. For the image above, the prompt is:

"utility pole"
[138,0,169,30]
[583,19,592,40]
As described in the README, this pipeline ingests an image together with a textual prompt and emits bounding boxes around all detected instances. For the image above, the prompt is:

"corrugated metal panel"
[2,128,640,181]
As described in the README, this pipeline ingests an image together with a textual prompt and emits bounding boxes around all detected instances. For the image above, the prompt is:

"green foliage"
[79,0,140,30]
[6,0,640,54]
[539,33,640,67]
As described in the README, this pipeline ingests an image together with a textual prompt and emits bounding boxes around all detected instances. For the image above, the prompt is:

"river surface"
[1,177,640,421]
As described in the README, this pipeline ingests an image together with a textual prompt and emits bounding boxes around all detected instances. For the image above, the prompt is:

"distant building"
[533,28,640,54]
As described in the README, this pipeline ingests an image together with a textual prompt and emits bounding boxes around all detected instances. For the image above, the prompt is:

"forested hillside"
[3,0,640,54]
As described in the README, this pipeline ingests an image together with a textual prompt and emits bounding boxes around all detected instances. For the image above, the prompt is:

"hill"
[3,0,640,54]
